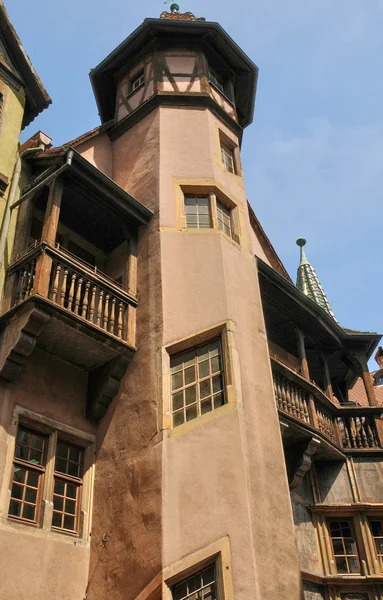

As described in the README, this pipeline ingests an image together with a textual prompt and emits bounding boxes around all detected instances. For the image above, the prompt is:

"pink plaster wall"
[0,349,94,600]
[76,132,113,178]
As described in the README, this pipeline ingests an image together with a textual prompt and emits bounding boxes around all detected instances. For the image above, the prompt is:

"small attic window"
[129,69,145,94]
[208,67,224,93]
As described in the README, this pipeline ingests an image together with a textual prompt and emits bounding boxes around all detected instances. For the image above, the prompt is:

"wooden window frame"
[184,195,212,230]
[51,440,84,535]
[218,130,242,177]
[208,67,225,94]
[220,144,235,174]
[172,562,219,600]
[8,426,47,526]
[216,201,232,239]
[3,410,95,540]
[163,537,233,600]
[129,69,145,95]
[327,518,361,575]
[181,188,240,244]
[170,338,226,428]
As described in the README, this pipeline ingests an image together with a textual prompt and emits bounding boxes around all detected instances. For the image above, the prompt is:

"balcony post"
[34,180,63,297]
[357,357,378,407]
[296,329,310,380]
[320,352,333,400]
[127,233,138,297]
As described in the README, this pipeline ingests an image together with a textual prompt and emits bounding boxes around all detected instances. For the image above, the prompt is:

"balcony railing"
[7,242,136,345]
[272,358,383,451]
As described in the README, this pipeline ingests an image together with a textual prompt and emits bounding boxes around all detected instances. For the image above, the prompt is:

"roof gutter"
[10,149,74,211]
[0,143,47,269]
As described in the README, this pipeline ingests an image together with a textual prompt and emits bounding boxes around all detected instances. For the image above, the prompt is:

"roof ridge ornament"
[295,238,338,322]
[160,1,205,20]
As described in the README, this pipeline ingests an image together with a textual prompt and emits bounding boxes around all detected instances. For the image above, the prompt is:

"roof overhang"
[258,259,381,360]
[0,1,51,128]
[90,18,258,129]
[27,148,154,227]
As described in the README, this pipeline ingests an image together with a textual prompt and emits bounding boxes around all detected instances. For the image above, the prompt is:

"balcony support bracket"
[87,353,134,421]
[0,303,50,382]
[289,437,321,491]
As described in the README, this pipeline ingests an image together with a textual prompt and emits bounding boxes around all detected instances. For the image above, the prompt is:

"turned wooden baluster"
[354,417,362,447]
[26,260,35,296]
[89,286,96,322]
[81,282,90,318]
[59,268,68,306]
[302,395,309,423]
[109,297,116,334]
[288,382,299,419]
[365,418,376,447]
[103,294,110,329]
[96,289,103,327]
[51,264,61,302]
[298,390,305,422]
[359,417,368,447]
[348,417,357,448]
[74,277,83,314]
[117,302,123,339]
[67,272,77,311]
[16,269,25,304]
[281,378,288,412]
[286,382,293,416]
[274,373,283,410]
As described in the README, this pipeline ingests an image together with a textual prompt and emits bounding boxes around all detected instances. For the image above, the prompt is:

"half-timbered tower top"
[90,11,258,139]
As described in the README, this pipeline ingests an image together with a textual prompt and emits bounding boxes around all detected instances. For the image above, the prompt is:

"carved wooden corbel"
[289,437,321,490]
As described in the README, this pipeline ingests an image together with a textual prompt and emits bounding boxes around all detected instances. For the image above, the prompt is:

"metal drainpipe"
[0,143,45,269]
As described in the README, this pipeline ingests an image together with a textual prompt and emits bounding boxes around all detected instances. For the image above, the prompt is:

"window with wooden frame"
[8,424,85,535]
[220,145,235,174]
[369,520,383,568]
[9,427,47,524]
[170,339,225,428]
[328,519,360,574]
[216,202,232,238]
[173,563,218,600]
[184,196,211,229]
[208,67,225,93]
[52,440,84,533]
[129,69,145,94]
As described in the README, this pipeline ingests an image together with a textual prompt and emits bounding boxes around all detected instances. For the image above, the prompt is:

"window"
[328,520,360,574]
[184,196,211,229]
[130,69,145,93]
[208,68,224,93]
[216,202,232,238]
[8,425,85,534]
[173,564,217,600]
[369,520,383,565]
[170,339,225,427]
[220,145,235,174]
[340,595,369,600]
[9,427,46,523]
[52,441,84,533]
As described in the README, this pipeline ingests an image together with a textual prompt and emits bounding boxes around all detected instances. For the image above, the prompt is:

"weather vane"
[164,0,180,13]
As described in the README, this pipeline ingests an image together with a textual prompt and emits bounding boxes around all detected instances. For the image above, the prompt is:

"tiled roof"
[296,238,337,321]
[349,372,383,407]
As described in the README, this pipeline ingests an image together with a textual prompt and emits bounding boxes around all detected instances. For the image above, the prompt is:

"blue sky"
[6,0,383,363]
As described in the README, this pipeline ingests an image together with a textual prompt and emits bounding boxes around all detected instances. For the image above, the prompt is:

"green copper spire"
[296,238,337,321]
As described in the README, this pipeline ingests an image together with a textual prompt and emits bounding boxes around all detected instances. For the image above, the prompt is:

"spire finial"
[164,1,180,12]
[296,237,309,266]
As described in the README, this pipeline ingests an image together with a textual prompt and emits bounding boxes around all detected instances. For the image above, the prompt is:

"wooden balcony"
[272,357,383,456]
[8,240,136,346]
[0,241,138,419]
